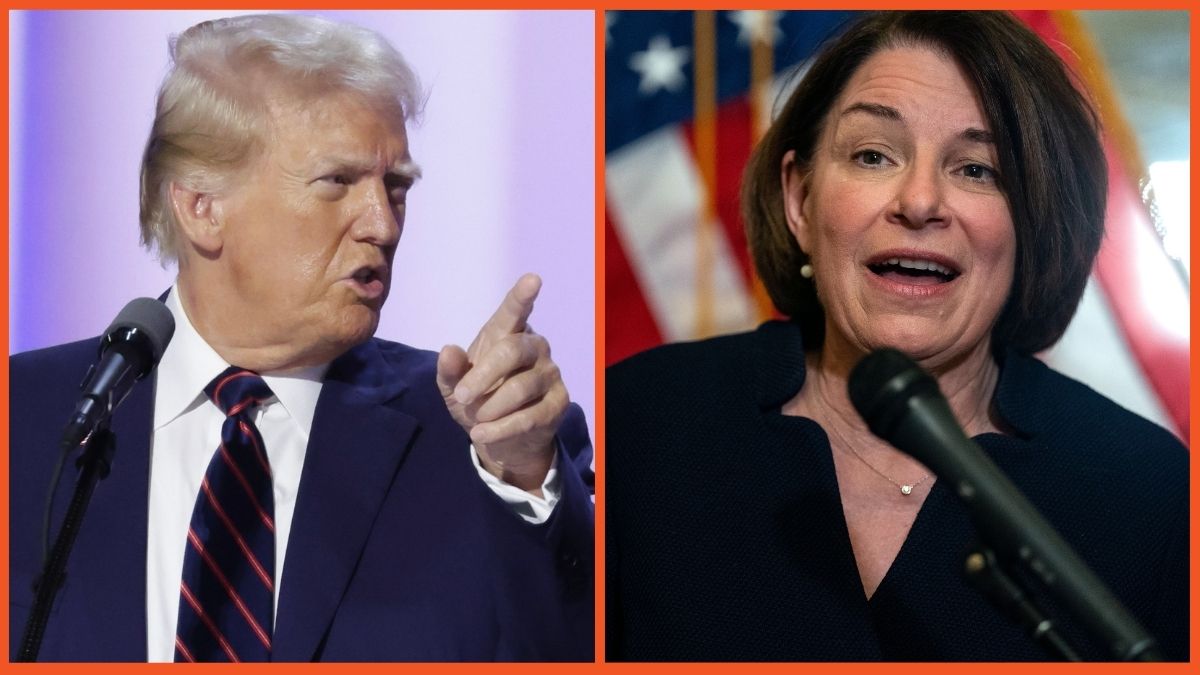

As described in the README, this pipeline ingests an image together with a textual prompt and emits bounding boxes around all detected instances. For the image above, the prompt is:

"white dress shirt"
[145,288,560,662]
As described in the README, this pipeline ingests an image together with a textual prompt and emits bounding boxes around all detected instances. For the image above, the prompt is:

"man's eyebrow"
[313,156,374,175]
[390,159,422,180]
[314,157,422,179]
[840,101,902,121]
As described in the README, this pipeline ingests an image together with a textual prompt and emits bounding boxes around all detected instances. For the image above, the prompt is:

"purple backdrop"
[9,10,596,437]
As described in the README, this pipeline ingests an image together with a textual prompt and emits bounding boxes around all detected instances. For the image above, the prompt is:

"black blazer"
[606,321,1188,661]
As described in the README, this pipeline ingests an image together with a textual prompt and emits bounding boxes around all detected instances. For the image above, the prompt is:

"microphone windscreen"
[104,297,176,363]
[847,347,940,438]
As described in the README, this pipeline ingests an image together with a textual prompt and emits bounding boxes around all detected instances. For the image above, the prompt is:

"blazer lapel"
[271,341,418,661]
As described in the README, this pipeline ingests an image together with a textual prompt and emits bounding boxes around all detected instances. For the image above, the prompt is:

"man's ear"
[168,181,224,256]
[781,149,813,253]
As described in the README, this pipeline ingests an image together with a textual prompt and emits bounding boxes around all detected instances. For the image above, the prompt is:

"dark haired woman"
[607,11,1187,661]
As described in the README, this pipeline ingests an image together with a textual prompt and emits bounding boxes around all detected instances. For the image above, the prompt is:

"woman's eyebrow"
[960,128,994,144]
[840,101,902,121]
[841,101,994,145]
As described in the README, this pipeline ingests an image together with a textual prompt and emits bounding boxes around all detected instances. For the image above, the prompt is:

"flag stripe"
[1043,281,1174,431]
[683,96,758,293]
[1092,150,1190,440]
[1023,12,1189,443]
[605,212,664,366]
[693,10,719,338]
[606,126,755,344]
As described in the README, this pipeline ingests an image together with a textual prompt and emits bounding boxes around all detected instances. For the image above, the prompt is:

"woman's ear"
[169,181,224,256]
[781,149,813,253]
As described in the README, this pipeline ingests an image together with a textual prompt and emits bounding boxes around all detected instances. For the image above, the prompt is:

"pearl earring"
[800,263,814,279]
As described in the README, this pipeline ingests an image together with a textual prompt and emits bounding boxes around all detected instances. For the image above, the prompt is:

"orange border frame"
[2,2,1196,673]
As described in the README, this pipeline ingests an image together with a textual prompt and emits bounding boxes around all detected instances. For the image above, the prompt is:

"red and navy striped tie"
[175,367,275,662]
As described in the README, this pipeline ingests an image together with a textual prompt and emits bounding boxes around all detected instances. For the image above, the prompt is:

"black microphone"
[60,298,175,449]
[847,348,1161,661]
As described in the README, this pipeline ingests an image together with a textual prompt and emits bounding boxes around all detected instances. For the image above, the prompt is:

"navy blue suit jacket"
[10,336,594,661]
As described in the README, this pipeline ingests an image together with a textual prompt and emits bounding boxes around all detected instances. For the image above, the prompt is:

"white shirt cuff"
[470,444,561,524]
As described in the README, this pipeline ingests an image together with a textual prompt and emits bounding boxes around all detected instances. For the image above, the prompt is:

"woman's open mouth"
[867,257,961,286]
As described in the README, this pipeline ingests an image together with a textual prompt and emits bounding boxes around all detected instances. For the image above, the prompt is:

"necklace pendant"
[900,484,913,495]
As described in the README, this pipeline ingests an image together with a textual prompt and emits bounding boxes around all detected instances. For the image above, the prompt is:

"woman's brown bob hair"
[742,11,1106,356]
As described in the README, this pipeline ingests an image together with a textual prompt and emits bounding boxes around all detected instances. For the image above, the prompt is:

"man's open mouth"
[352,266,384,284]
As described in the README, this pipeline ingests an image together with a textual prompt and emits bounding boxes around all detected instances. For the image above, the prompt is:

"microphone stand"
[17,424,117,662]
[963,545,1081,661]
[939,439,1164,662]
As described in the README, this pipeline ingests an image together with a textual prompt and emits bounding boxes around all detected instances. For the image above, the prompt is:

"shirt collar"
[153,286,329,437]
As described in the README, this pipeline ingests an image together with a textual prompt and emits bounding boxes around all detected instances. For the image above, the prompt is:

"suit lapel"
[271,341,418,661]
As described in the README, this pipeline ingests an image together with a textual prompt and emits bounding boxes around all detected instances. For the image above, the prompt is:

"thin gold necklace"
[843,443,933,495]
[805,378,935,495]
[831,428,933,495]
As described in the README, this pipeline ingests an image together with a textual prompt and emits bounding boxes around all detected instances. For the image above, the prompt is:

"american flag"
[604,10,1188,443]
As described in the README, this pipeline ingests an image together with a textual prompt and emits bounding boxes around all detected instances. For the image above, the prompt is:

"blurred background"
[605,10,1189,443]
[9,10,596,439]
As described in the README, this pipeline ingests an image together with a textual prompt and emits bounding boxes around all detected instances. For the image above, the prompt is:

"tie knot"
[205,367,274,418]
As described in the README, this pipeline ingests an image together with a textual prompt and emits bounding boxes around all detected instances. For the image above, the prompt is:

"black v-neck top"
[606,321,1188,661]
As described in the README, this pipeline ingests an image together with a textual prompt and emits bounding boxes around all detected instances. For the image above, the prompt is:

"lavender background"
[9,10,596,437]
